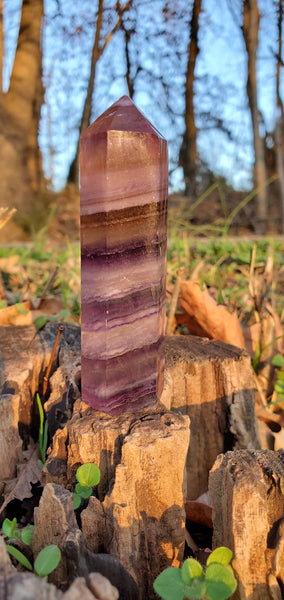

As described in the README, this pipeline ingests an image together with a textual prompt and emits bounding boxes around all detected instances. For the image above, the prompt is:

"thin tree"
[242,0,268,233]
[68,0,133,187]
[275,0,284,232]
[121,18,134,98]
[179,0,202,199]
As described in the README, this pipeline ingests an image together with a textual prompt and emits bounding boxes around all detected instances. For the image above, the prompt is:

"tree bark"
[242,0,268,233]
[160,335,260,499]
[0,0,3,98]
[0,0,45,216]
[179,0,201,199]
[209,449,284,599]
[276,0,284,233]
[5,0,43,132]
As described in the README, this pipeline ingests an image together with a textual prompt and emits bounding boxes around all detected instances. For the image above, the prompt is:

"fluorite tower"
[80,95,167,415]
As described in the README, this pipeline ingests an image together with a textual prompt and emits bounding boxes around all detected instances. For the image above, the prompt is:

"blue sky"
[3,0,283,193]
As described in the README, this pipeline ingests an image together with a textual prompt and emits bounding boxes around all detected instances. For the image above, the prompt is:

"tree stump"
[44,411,190,600]
[32,483,137,599]
[0,323,80,481]
[0,325,261,599]
[160,335,260,499]
[43,330,259,501]
[209,449,284,600]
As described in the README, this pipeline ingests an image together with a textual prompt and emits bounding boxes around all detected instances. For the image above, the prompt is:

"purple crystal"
[80,95,168,415]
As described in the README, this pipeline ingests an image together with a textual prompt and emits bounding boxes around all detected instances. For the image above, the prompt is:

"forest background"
[0,0,283,238]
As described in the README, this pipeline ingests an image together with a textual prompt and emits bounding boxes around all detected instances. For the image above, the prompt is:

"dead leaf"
[176,280,245,349]
[0,301,33,325]
[0,297,66,326]
[0,442,42,514]
[185,500,213,529]
[256,406,284,429]
[0,256,20,271]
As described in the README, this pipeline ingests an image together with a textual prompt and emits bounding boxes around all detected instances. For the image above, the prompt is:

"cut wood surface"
[209,449,284,600]
[160,335,260,499]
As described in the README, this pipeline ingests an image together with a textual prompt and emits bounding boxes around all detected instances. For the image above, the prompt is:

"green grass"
[0,234,283,326]
[167,235,284,323]
[0,241,80,318]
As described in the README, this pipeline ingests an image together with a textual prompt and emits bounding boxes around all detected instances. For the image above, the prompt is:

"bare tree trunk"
[0,0,45,216]
[179,0,201,199]
[5,0,44,134]
[68,0,133,187]
[0,0,3,98]
[242,0,268,234]
[276,0,284,233]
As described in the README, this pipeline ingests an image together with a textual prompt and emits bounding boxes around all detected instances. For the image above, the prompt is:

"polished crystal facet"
[80,95,168,415]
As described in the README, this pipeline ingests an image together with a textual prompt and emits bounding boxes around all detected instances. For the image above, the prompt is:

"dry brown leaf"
[0,297,65,326]
[0,256,20,271]
[0,442,42,514]
[0,301,33,325]
[176,280,245,349]
[185,500,213,529]
[256,406,284,428]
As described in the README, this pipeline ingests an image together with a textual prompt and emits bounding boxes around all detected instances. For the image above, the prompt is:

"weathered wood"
[79,411,190,600]
[160,335,260,499]
[32,483,138,599]
[209,449,284,600]
[0,571,119,600]
[1,324,259,499]
[0,394,22,480]
[33,482,78,588]
[43,411,189,599]
[84,573,119,600]
[43,330,259,502]
[0,323,80,481]
[3,572,62,600]
[1,325,261,599]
